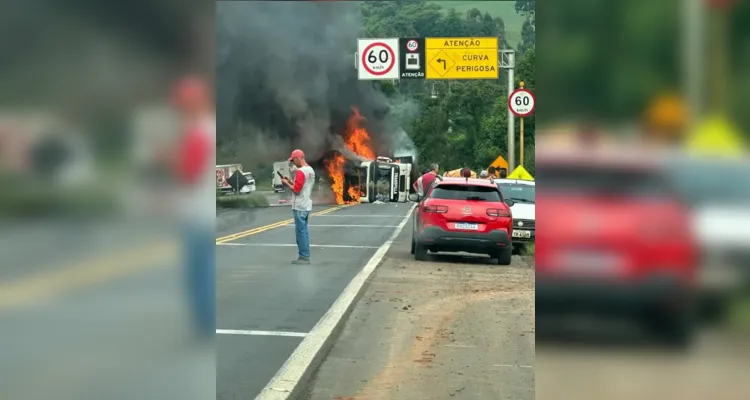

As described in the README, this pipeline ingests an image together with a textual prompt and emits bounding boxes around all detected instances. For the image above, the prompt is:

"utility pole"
[708,0,730,112]
[500,49,516,172]
[682,0,705,127]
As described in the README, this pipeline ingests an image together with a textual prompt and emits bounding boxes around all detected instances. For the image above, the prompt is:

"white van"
[495,179,535,252]
[272,161,293,193]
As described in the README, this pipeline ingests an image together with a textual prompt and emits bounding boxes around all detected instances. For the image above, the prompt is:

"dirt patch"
[305,241,535,400]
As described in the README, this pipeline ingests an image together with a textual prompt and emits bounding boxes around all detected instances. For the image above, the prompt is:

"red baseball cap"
[289,149,304,161]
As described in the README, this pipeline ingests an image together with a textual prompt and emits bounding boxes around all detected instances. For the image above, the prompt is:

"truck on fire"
[345,156,416,203]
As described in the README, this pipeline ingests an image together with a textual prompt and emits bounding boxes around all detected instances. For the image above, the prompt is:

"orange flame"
[324,154,347,204]
[325,106,375,204]
[345,107,376,160]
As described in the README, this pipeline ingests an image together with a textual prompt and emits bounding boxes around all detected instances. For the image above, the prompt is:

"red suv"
[409,177,514,265]
[535,150,698,347]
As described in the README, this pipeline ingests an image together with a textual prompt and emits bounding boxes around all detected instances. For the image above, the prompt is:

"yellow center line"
[0,241,177,312]
[0,203,355,311]
[215,204,353,244]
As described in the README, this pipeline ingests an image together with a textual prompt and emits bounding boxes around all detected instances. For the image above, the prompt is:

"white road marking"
[280,224,398,228]
[216,243,379,249]
[314,214,404,218]
[217,329,308,338]
[255,204,416,400]
[493,364,534,368]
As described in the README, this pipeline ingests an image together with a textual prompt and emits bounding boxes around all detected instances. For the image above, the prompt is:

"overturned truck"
[343,156,417,203]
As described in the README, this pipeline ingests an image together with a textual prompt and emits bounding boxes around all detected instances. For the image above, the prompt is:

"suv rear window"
[430,184,502,201]
[666,158,750,206]
[538,165,671,197]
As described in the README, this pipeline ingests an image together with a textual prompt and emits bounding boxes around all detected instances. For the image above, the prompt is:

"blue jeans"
[181,224,215,339]
[293,210,310,259]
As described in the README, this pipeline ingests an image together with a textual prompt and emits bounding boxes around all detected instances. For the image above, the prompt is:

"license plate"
[454,222,478,230]
[512,230,531,238]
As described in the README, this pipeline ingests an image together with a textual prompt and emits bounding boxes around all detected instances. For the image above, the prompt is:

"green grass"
[521,243,535,256]
[254,177,273,192]
[728,295,750,332]
[0,183,117,217]
[216,193,270,209]
[430,1,526,47]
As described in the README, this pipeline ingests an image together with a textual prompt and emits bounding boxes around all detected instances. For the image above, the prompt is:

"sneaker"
[291,258,310,265]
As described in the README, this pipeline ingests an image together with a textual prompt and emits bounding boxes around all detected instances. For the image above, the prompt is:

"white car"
[664,155,750,321]
[495,179,535,254]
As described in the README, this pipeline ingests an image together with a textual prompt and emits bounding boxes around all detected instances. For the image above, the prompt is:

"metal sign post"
[499,49,516,171]
[508,82,536,168]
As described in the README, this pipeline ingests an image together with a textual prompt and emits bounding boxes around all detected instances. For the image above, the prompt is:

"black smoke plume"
[217,1,413,166]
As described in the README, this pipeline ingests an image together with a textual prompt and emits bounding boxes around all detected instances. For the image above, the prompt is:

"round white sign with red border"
[406,40,419,52]
[357,38,400,80]
[508,88,536,117]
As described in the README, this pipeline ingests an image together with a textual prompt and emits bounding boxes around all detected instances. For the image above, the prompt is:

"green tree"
[515,0,535,54]
[362,0,535,173]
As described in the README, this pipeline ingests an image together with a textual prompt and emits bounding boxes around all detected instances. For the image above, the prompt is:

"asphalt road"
[303,221,536,400]
[0,218,214,400]
[215,202,415,399]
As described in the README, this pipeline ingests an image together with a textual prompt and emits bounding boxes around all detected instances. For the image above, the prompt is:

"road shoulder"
[303,223,536,400]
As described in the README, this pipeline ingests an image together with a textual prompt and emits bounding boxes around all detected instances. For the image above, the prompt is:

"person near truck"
[480,169,495,183]
[280,149,315,264]
[413,163,439,198]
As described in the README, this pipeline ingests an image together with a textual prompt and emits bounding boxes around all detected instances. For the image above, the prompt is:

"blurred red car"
[409,177,514,265]
[535,150,698,347]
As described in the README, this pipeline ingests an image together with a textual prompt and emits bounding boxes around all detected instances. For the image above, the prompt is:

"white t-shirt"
[178,115,216,227]
[292,165,315,212]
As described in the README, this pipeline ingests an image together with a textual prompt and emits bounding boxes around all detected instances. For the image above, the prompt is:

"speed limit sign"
[508,88,536,117]
[357,38,399,80]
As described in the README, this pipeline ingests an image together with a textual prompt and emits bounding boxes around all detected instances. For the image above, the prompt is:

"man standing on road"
[413,163,439,198]
[281,149,315,264]
[168,75,215,341]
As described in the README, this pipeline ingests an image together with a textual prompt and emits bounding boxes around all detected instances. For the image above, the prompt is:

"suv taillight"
[644,209,690,239]
[487,208,510,217]
[424,205,448,213]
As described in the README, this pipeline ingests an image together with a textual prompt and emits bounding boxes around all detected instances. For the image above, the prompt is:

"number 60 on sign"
[357,38,399,80]
[508,88,535,117]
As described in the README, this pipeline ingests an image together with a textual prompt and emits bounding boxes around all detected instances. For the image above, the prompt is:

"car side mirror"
[408,193,421,202]
[504,199,515,207]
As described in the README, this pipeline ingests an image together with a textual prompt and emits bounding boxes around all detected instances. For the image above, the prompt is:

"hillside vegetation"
[429,1,525,47]
[364,0,536,173]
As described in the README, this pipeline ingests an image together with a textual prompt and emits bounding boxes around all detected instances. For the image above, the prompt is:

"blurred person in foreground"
[167,75,216,341]
[280,149,315,265]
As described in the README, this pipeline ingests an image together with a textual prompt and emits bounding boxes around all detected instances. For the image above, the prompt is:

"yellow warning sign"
[425,37,499,80]
[488,155,508,176]
[507,166,534,181]
[644,92,687,133]
[684,114,745,157]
